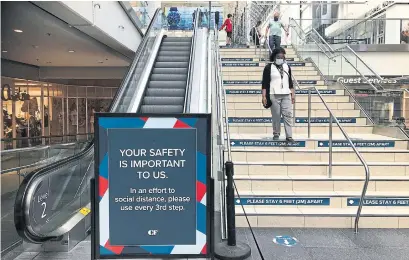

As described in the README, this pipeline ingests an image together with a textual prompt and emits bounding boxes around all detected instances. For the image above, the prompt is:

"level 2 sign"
[273,236,298,247]
[347,198,409,206]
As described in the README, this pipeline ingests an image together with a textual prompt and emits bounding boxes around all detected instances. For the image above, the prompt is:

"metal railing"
[265,39,370,233]
[290,18,382,92]
[213,24,228,239]
[305,57,375,125]
[184,9,200,113]
[1,133,94,150]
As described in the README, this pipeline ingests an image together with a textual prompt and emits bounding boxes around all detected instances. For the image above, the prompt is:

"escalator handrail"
[183,8,200,113]
[14,8,162,243]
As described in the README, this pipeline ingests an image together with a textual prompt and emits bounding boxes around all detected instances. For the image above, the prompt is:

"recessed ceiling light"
[68,50,75,53]
[14,29,23,33]
[2,50,7,53]
[32,45,39,48]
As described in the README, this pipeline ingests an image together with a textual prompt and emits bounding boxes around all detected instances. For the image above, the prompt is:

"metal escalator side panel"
[187,27,210,113]
[127,31,166,113]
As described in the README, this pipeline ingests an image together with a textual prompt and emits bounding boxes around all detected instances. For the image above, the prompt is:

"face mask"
[275,59,284,65]
[274,17,279,21]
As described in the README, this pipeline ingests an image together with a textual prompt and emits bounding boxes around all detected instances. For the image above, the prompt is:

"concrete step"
[228,101,355,110]
[230,149,409,163]
[221,57,301,62]
[222,61,311,68]
[222,66,316,72]
[233,161,409,176]
[223,75,322,81]
[235,207,409,228]
[225,88,345,95]
[228,133,408,150]
[225,85,334,91]
[227,95,351,103]
[228,117,368,125]
[220,49,295,54]
[228,125,373,135]
[228,109,361,118]
[223,70,318,76]
[234,176,409,193]
[223,79,325,86]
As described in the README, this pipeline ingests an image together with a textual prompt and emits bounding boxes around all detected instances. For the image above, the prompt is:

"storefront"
[1,77,117,149]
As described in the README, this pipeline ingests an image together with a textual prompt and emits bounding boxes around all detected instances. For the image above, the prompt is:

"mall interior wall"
[301,50,409,76]
[385,4,409,44]
[34,1,142,57]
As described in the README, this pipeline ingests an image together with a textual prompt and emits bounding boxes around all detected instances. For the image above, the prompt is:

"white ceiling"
[1,1,130,67]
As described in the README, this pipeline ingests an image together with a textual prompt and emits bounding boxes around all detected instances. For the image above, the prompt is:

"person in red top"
[219,14,233,46]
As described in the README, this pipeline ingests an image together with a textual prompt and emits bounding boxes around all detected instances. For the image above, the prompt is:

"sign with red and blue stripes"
[93,114,212,259]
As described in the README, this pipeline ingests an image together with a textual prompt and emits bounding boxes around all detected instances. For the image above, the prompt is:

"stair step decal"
[221,58,295,62]
[224,80,317,85]
[220,45,289,48]
[347,198,409,206]
[226,89,336,95]
[229,117,357,124]
[222,62,306,67]
[229,118,359,124]
[236,197,330,206]
[230,139,306,147]
[317,140,395,148]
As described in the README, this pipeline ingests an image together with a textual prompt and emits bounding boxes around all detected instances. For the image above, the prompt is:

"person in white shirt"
[262,47,295,143]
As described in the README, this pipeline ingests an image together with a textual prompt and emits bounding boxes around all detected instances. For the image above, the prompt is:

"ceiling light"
[14,29,23,33]
[2,50,7,53]
[68,50,75,53]
[98,61,104,64]
[32,45,39,49]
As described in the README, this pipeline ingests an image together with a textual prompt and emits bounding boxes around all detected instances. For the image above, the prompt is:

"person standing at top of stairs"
[219,14,233,47]
[265,11,289,53]
[262,47,295,143]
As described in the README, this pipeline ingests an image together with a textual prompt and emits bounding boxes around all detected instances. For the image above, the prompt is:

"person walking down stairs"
[265,12,289,53]
[262,47,295,143]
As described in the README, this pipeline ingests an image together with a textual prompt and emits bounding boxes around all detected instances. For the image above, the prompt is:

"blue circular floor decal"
[273,235,298,247]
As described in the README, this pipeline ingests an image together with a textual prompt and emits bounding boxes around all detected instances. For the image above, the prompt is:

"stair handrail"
[289,18,381,125]
[183,8,200,113]
[290,18,382,92]
[213,23,228,239]
[266,40,370,233]
[311,28,384,83]
[305,57,375,125]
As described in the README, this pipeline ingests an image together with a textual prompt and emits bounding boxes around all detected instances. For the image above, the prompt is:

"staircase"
[220,46,409,229]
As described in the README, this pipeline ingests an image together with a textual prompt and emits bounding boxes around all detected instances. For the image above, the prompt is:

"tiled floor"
[10,228,409,260]
[237,227,409,260]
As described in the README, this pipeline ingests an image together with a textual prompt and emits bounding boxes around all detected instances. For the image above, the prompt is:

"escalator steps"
[141,36,192,113]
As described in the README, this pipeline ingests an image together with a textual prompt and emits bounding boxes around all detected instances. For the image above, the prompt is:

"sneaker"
[286,137,295,144]
[273,133,280,140]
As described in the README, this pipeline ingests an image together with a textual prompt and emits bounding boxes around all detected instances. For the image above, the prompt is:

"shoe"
[286,137,295,144]
[273,133,280,140]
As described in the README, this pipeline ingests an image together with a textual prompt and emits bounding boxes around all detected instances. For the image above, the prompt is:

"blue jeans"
[269,35,281,53]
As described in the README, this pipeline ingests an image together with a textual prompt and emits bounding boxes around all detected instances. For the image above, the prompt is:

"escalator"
[13,8,201,245]
[141,37,192,113]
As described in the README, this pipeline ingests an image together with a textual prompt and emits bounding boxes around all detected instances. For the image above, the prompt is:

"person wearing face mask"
[262,47,295,143]
[265,12,289,54]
